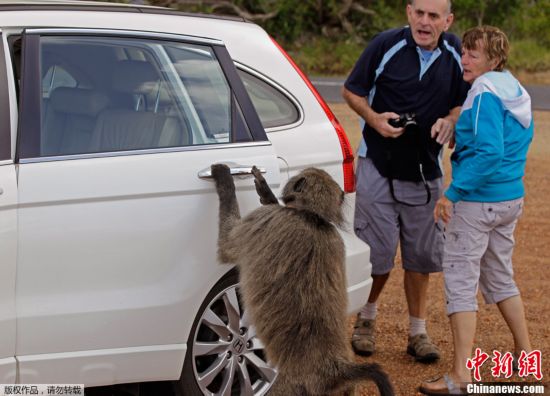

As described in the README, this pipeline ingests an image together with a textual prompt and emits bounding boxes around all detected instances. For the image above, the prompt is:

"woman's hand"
[434,196,453,225]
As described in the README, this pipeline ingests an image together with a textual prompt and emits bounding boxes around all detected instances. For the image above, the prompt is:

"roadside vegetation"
[289,36,550,82]
[109,0,549,81]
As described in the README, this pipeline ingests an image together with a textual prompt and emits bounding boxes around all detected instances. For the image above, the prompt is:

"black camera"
[388,113,417,128]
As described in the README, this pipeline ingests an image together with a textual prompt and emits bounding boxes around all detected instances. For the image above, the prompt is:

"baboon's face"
[282,168,344,225]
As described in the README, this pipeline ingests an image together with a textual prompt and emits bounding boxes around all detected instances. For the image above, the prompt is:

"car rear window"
[237,69,299,129]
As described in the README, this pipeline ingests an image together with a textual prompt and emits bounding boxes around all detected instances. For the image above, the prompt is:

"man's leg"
[404,270,428,319]
[404,270,440,362]
[399,178,444,363]
[352,273,390,356]
[352,157,399,356]
[368,273,391,304]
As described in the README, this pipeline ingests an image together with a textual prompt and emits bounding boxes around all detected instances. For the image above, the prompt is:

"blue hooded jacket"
[445,71,534,203]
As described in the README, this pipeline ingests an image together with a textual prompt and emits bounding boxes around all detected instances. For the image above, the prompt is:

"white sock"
[360,302,377,320]
[409,316,426,337]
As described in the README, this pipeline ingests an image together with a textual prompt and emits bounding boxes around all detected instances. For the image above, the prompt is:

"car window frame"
[235,63,304,132]
[0,33,11,161]
[16,28,269,162]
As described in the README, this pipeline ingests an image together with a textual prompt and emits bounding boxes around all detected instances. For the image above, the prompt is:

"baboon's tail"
[335,360,394,396]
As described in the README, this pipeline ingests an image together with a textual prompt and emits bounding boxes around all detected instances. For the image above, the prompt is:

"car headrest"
[49,87,109,116]
[112,60,160,94]
[174,59,221,79]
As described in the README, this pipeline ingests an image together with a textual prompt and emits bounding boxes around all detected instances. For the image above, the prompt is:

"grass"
[285,37,365,77]
[509,39,550,74]
[286,36,550,84]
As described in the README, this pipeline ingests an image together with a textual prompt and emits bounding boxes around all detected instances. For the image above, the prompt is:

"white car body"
[0,1,372,391]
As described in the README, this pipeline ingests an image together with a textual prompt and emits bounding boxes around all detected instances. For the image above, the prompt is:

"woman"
[419,26,534,395]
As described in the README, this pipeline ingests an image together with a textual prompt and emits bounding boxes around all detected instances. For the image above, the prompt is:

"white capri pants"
[443,198,524,315]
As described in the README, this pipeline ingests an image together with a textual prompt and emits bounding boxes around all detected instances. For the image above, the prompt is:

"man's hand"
[434,195,453,225]
[372,112,405,138]
[431,117,455,146]
[342,87,404,139]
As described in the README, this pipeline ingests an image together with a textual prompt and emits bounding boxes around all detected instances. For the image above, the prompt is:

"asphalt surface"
[311,76,550,110]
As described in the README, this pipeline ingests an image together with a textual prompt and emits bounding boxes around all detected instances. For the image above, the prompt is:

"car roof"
[0,0,246,22]
[0,0,305,113]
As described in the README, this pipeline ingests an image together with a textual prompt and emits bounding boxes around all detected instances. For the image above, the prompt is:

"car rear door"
[0,30,18,383]
[13,29,280,385]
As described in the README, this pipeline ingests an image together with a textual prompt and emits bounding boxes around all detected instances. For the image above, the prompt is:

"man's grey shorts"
[354,157,444,275]
[443,199,523,315]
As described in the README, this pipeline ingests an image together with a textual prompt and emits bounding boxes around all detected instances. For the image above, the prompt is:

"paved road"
[311,77,550,110]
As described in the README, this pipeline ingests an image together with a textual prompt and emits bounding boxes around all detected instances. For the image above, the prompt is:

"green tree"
[450,0,550,43]
[143,0,401,42]
[510,0,550,46]
[135,0,549,74]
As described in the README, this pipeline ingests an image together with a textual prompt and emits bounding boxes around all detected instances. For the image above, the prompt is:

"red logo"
[466,349,544,381]
[491,351,514,379]
[466,348,490,382]
[517,350,543,380]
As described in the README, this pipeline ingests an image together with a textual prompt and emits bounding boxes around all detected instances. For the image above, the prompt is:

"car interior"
[9,34,237,158]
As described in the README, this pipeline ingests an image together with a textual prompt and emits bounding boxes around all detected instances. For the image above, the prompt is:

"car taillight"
[270,37,356,193]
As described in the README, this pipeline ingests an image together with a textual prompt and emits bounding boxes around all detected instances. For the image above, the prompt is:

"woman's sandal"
[418,373,469,395]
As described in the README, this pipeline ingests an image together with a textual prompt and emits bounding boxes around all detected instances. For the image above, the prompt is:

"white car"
[0,1,372,394]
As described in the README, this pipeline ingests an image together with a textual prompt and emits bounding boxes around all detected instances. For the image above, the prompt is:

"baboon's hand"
[251,166,265,183]
[211,163,231,180]
[211,164,235,196]
[252,166,278,205]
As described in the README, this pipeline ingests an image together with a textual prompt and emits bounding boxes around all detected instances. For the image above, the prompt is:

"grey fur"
[211,164,394,396]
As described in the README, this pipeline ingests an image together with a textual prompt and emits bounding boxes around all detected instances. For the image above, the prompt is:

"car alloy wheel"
[181,273,277,395]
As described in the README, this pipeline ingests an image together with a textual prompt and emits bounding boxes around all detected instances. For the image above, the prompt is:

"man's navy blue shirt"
[345,27,470,180]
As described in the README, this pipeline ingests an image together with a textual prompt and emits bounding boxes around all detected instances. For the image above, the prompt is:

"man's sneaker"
[351,315,375,356]
[407,333,440,363]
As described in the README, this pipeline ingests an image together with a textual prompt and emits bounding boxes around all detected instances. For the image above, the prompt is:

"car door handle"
[0,187,3,195]
[198,163,266,179]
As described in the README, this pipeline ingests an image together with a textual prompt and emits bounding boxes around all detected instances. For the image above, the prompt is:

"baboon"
[211,164,394,396]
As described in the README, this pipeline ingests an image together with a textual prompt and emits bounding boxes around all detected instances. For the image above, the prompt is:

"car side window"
[19,35,244,158]
[42,65,77,98]
[237,69,299,129]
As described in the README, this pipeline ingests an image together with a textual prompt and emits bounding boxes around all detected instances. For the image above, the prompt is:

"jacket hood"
[464,71,532,129]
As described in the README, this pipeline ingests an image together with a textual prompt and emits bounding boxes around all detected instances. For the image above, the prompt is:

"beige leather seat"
[90,60,188,153]
[42,87,109,156]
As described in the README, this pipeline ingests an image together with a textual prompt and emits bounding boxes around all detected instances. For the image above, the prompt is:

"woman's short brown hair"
[462,26,509,72]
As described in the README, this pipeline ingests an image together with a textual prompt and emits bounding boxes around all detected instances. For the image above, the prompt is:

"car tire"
[177,270,277,396]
